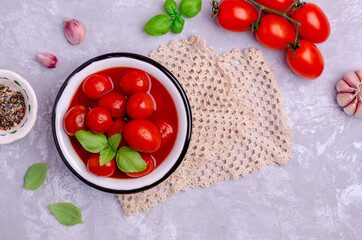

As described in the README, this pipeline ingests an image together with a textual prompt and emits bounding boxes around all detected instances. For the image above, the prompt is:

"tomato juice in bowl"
[52,53,192,194]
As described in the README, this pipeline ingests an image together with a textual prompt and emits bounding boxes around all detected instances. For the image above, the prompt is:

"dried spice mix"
[0,84,26,130]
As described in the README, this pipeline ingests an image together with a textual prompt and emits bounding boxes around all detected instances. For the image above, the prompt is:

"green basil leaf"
[24,163,47,190]
[171,15,185,34]
[164,0,178,18]
[49,203,83,226]
[116,146,146,173]
[108,133,122,152]
[180,0,202,18]
[144,14,173,36]
[75,130,107,153]
[99,147,116,166]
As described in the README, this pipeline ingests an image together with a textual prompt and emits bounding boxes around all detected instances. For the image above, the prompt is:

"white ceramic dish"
[52,53,192,194]
[0,69,37,144]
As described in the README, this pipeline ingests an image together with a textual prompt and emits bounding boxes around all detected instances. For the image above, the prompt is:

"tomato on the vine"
[213,0,259,32]
[255,15,296,50]
[63,105,89,136]
[287,40,324,80]
[291,3,330,43]
[255,0,295,15]
[87,154,116,177]
[86,106,113,134]
[125,153,156,178]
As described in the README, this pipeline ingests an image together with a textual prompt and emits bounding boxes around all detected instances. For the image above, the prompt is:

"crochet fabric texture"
[118,36,293,216]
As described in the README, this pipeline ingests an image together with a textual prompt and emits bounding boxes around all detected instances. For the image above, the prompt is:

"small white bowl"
[52,53,192,194]
[0,70,37,144]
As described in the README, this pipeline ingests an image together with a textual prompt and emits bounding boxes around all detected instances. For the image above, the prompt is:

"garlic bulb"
[64,18,86,45]
[336,70,362,117]
[36,53,58,68]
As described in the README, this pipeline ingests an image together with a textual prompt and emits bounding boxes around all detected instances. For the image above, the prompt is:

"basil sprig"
[49,203,83,226]
[75,131,120,166]
[144,0,202,36]
[75,130,145,172]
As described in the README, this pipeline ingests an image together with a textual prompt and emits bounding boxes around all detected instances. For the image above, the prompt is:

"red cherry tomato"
[63,105,89,136]
[87,154,116,177]
[82,74,113,100]
[255,15,296,50]
[98,91,127,118]
[291,3,330,43]
[123,119,162,153]
[215,0,259,32]
[106,119,127,148]
[155,120,174,145]
[119,70,150,96]
[255,0,295,15]
[86,106,113,134]
[125,153,156,178]
[126,92,154,119]
[287,40,324,80]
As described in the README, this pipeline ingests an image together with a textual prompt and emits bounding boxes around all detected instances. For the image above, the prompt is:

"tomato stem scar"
[246,0,303,55]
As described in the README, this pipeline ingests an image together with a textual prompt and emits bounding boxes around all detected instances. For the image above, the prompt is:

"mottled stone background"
[0,0,361,239]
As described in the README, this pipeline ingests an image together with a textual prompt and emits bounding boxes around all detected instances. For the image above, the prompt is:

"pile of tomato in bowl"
[52,53,191,193]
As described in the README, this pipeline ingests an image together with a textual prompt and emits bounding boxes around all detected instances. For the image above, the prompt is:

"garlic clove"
[344,72,360,88]
[64,18,86,45]
[355,70,362,81]
[36,53,58,68]
[336,80,355,93]
[355,102,362,118]
[343,100,358,116]
[336,92,355,107]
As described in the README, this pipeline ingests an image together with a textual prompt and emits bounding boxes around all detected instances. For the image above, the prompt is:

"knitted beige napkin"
[118,36,293,216]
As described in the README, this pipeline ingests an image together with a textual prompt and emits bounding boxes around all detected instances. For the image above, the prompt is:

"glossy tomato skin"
[82,74,113,100]
[155,120,174,145]
[255,0,295,15]
[125,153,156,178]
[216,0,259,32]
[291,3,330,43]
[126,92,154,119]
[98,91,127,118]
[287,40,324,80]
[106,119,127,148]
[119,70,150,96]
[63,105,89,136]
[87,154,116,177]
[86,106,113,134]
[255,15,296,50]
[123,119,162,153]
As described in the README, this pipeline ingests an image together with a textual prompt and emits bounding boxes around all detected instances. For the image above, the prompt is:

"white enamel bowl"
[0,70,37,144]
[52,53,192,194]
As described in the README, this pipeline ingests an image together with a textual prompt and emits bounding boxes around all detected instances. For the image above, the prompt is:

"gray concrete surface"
[0,0,361,239]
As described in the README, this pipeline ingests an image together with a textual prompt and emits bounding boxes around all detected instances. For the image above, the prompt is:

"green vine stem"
[247,0,302,49]
[211,0,219,18]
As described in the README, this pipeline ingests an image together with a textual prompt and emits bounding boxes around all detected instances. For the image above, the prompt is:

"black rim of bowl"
[51,52,192,194]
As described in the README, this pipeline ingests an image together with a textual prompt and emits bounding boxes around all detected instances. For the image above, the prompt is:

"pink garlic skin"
[36,53,58,69]
[336,70,362,117]
[64,18,86,45]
